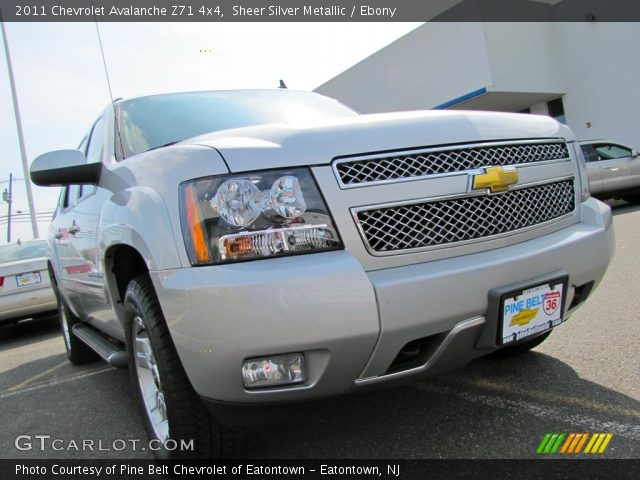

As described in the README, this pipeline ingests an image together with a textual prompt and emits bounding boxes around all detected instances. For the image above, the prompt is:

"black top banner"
[0,0,639,22]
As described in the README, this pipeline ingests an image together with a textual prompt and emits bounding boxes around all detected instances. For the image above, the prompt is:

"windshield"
[116,90,357,159]
[0,241,48,263]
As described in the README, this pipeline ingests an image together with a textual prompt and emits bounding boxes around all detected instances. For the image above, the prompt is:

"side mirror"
[30,150,100,187]
[632,150,639,157]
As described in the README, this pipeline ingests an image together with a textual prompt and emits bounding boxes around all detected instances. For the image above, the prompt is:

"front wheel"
[124,275,241,459]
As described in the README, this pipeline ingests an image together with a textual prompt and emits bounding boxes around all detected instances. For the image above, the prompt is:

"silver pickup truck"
[580,140,640,202]
[30,90,614,459]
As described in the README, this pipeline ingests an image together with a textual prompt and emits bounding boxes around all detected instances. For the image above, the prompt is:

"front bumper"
[151,198,613,405]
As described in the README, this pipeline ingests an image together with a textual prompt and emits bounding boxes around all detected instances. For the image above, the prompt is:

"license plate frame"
[16,271,42,288]
[497,276,568,346]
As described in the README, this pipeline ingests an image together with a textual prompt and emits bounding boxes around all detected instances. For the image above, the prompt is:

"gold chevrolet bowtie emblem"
[472,166,518,193]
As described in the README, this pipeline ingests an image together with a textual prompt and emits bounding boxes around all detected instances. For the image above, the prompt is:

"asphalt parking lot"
[0,202,638,460]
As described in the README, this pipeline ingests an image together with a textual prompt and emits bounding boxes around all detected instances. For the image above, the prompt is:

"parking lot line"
[417,382,640,441]
[6,359,67,392]
[0,367,114,400]
[465,378,640,418]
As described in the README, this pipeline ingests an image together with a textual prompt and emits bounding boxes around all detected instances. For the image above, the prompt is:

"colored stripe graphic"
[575,433,589,453]
[537,433,613,454]
[537,434,552,454]
[560,433,575,453]
[567,433,583,453]
[591,434,606,453]
[550,433,565,453]
[585,433,613,454]
[584,433,599,453]
[537,433,565,454]
[598,433,613,453]
[544,434,559,453]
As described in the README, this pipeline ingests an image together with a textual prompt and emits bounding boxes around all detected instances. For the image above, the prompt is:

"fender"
[100,186,180,272]
[94,145,229,337]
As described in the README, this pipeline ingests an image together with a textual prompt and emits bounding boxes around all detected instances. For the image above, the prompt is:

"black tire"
[124,275,243,460]
[54,283,98,365]
[488,331,552,358]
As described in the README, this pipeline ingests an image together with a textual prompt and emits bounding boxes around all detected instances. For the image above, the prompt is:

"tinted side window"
[80,116,106,199]
[63,185,81,210]
[79,184,95,200]
[594,144,632,160]
[54,187,67,218]
[86,116,106,164]
[581,145,600,163]
[78,133,89,154]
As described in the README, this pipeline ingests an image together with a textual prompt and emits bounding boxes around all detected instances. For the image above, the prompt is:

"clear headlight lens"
[573,142,591,201]
[213,179,262,227]
[269,176,306,218]
[180,168,342,264]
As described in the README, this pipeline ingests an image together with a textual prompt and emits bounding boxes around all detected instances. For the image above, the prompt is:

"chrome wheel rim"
[133,315,169,442]
[60,306,71,352]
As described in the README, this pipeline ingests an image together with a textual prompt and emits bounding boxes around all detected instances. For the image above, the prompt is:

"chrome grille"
[356,179,575,253]
[336,141,569,186]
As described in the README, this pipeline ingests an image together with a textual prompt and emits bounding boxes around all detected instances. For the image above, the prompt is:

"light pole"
[1,21,38,239]
[2,173,12,243]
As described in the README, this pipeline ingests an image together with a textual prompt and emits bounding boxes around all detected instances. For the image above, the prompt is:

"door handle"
[601,166,618,171]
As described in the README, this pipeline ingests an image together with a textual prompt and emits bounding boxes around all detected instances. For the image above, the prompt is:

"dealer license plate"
[499,278,566,345]
[16,271,42,288]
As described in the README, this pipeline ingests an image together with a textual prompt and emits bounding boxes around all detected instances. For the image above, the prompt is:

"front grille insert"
[356,179,576,254]
[335,141,570,187]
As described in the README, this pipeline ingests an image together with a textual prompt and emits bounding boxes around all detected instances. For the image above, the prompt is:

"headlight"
[572,142,591,201]
[180,168,342,264]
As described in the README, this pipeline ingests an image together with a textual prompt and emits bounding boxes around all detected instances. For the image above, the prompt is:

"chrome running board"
[72,323,128,368]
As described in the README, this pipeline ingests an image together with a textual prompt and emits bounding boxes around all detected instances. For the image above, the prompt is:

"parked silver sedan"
[0,240,57,325]
[580,140,640,202]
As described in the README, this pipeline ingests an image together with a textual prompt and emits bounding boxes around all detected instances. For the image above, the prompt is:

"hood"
[187,110,575,173]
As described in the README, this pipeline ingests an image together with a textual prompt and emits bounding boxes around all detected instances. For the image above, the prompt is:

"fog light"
[242,353,305,389]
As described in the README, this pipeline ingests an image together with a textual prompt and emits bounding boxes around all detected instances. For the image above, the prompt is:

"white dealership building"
[316,21,640,150]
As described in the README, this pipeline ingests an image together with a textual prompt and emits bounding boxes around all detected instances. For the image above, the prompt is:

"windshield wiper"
[144,141,180,152]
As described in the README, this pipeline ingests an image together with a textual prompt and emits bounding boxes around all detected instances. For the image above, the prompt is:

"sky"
[0,21,422,244]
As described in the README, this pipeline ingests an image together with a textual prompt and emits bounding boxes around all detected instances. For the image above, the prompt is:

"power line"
[0,210,55,219]
[0,209,55,214]
[0,220,52,225]
[0,219,53,225]
[0,219,53,224]
[0,218,53,224]
[1,214,54,218]
[1,213,53,218]
[0,177,24,184]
